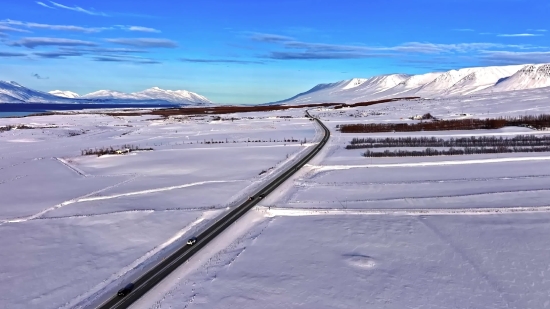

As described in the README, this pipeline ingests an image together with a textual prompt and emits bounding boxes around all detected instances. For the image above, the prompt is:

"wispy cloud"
[32,73,49,79]
[0,51,27,57]
[0,25,31,33]
[126,26,161,33]
[106,38,178,48]
[1,20,161,34]
[36,1,55,9]
[250,33,295,43]
[480,50,550,65]
[60,47,148,54]
[1,19,108,33]
[497,33,543,37]
[9,37,97,49]
[248,33,540,62]
[453,28,475,32]
[181,58,264,64]
[33,50,84,58]
[92,56,160,64]
[266,51,386,60]
[49,1,108,16]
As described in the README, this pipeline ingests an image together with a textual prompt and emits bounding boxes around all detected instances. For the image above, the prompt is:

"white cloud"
[9,37,97,48]
[49,1,108,16]
[126,26,161,33]
[0,25,31,33]
[497,33,543,37]
[106,38,178,48]
[36,1,55,9]
[0,19,109,33]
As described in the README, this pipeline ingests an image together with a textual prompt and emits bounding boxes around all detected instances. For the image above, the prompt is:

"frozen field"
[0,109,317,309]
[135,94,550,309]
[137,213,550,309]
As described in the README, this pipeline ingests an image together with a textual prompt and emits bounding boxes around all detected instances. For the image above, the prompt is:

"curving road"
[95,110,330,309]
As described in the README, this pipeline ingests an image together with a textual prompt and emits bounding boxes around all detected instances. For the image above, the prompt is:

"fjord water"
[0,103,177,118]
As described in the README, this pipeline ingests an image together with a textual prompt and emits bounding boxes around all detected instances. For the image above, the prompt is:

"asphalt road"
[95,110,330,309]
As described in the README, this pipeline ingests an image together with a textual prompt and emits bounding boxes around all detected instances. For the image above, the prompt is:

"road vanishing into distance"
[95,110,330,309]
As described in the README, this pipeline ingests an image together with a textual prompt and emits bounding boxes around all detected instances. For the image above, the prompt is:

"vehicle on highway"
[247,196,255,201]
[117,283,135,297]
[186,237,197,246]
[258,194,266,199]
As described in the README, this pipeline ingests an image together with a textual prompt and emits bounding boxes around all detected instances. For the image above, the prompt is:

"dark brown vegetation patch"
[339,115,550,133]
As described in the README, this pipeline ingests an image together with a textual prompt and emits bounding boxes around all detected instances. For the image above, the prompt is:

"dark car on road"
[186,237,198,246]
[258,194,266,199]
[117,283,135,297]
[247,196,255,201]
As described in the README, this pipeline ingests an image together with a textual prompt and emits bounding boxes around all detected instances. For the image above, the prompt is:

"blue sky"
[0,0,549,103]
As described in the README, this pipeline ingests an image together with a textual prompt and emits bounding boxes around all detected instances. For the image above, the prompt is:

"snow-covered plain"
[0,109,317,309]
[135,90,550,309]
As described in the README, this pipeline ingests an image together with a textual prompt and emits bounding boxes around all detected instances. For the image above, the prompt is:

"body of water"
[0,103,178,118]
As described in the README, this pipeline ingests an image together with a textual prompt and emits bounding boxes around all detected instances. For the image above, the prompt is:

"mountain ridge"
[274,63,549,104]
[0,82,211,105]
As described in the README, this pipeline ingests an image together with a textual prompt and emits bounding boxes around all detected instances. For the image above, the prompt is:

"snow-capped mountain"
[274,74,410,104]
[81,87,211,104]
[0,81,69,103]
[274,63,550,104]
[134,87,211,104]
[480,64,550,93]
[0,81,212,105]
[48,90,81,99]
[0,93,24,103]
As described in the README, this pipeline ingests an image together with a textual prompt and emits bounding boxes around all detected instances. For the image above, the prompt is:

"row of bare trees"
[0,124,36,132]
[81,144,153,157]
[339,114,550,133]
[348,135,550,149]
[363,146,550,157]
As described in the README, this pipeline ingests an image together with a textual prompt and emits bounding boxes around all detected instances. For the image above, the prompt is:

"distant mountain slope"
[272,74,410,104]
[48,90,81,98]
[0,93,24,103]
[480,64,550,93]
[0,81,69,103]
[81,87,211,104]
[0,81,212,105]
[274,63,548,104]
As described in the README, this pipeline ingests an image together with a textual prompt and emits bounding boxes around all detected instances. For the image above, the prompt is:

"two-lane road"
[96,110,330,309]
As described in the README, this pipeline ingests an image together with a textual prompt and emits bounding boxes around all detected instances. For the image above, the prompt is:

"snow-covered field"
[0,109,317,309]
[2,88,550,309]
[134,92,550,309]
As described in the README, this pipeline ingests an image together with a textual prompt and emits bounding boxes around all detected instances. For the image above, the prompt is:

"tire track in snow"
[419,218,513,307]
[55,157,88,177]
[35,207,228,221]
[288,188,550,205]
[311,155,550,172]
[296,174,550,187]
[259,205,550,217]
[0,176,139,225]
[1,180,240,225]
[76,180,244,203]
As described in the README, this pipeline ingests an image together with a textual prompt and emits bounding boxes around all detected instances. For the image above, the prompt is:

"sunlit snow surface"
[134,92,550,309]
[2,88,550,309]
[0,110,317,309]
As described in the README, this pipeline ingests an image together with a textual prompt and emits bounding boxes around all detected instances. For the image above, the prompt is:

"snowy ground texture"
[0,109,317,309]
[135,91,550,309]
